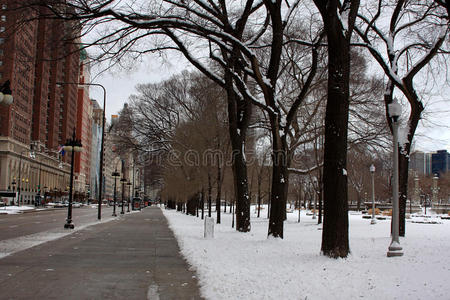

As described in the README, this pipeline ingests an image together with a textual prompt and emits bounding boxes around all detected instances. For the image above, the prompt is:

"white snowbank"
[0,205,35,214]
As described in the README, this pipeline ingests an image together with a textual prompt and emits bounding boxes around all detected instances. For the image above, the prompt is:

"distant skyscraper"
[74,51,92,193]
[409,151,432,175]
[432,150,449,176]
[90,99,103,201]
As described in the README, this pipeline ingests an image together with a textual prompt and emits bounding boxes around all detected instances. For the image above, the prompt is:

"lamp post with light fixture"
[370,164,376,225]
[57,81,106,221]
[112,169,120,217]
[127,181,132,212]
[63,128,82,229]
[387,98,403,257]
[11,178,16,206]
[120,177,126,214]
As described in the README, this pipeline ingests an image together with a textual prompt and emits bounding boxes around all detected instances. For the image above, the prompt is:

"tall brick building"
[0,1,81,204]
[74,52,92,194]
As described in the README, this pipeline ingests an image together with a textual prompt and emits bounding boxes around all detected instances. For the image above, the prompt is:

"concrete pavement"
[0,207,203,300]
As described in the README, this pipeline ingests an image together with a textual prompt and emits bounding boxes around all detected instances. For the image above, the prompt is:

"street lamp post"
[387,98,403,257]
[63,128,82,229]
[127,181,132,212]
[43,186,48,206]
[11,179,16,206]
[312,178,317,220]
[112,169,120,217]
[57,82,106,221]
[120,178,126,214]
[370,164,376,225]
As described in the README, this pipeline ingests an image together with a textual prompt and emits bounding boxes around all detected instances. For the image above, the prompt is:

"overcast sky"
[88,54,449,153]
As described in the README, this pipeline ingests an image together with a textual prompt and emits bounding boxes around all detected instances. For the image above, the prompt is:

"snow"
[398,121,410,153]
[162,207,450,300]
[0,205,36,214]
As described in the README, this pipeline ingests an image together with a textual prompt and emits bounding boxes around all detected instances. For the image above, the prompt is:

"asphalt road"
[0,207,202,300]
[0,206,117,241]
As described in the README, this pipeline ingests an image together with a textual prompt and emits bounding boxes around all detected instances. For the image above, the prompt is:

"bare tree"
[355,0,449,236]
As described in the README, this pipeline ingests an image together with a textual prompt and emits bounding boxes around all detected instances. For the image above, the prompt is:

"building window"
[1,5,6,10]
[1,16,5,22]
[0,61,3,66]
[0,27,4,32]
[0,38,4,44]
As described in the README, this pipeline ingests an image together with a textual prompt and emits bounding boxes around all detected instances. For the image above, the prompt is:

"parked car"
[54,201,65,208]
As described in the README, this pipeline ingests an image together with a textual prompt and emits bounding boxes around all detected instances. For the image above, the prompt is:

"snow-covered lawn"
[162,207,450,300]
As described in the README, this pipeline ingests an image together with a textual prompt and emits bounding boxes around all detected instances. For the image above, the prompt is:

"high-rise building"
[432,150,450,176]
[0,2,80,204]
[0,1,37,145]
[74,51,92,195]
[409,151,432,175]
[89,99,103,202]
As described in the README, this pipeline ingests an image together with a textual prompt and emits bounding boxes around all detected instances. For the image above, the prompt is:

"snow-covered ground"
[162,207,450,300]
[0,205,37,214]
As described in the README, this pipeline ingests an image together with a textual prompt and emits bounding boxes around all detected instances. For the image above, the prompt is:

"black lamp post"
[11,178,16,206]
[112,169,120,217]
[63,128,82,229]
[370,164,376,225]
[120,178,126,214]
[127,181,132,212]
[43,186,48,206]
[57,81,106,221]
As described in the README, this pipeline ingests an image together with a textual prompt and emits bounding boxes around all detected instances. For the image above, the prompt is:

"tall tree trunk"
[224,68,251,232]
[318,184,323,224]
[267,170,271,219]
[208,172,212,217]
[315,0,358,258]
[216,164,222,224]
[201,188,205,220]
[257,174,262,218]
[399,152,409,236]
[224,191,227,213]
[232,198,235,228]
[268,131,289,238]
[196,193,199,217]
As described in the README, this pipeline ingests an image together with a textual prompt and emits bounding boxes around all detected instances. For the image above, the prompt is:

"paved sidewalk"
[0,207,203,300]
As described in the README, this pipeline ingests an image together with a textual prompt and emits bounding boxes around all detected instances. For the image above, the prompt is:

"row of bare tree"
[19,0,449,258]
